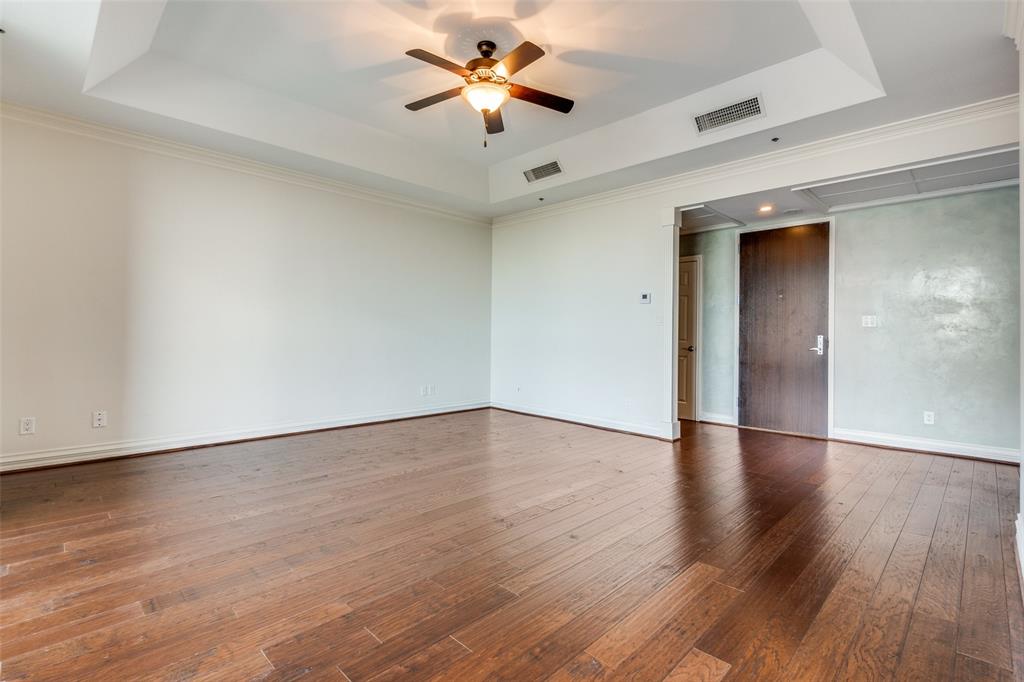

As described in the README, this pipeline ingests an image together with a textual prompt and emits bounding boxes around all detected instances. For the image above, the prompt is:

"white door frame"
[678,254,703,422]
[732,217,837,436]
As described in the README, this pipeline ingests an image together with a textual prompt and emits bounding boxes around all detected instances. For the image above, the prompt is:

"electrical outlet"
[19,417,36,435]
[92,410,108,428]
[639,292,652,304]
[923,411,935,425]
[420,385,437,397]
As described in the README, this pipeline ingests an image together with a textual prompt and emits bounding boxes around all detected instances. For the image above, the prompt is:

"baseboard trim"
[698,412,739,426]
[1016,515,1024,599]
[5,406,1017,472]
[830,427,1020,464]
[0,402,490,473]
[490,402,675,441]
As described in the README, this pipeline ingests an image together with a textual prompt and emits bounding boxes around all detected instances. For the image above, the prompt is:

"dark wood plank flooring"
[1,408,1021,681]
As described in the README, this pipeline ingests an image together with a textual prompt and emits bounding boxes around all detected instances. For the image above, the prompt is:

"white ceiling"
[0,0,1017,218]
[681,147,1020,231]
[149,1,819,164]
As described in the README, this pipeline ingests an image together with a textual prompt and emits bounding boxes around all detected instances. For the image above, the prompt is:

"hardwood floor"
[1,408,1021,681]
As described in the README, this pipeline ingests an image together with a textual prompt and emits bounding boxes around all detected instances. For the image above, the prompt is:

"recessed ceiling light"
[758,204,774,214]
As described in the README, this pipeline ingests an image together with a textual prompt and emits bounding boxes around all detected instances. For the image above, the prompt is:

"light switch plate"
[640,292,652,304]
[861,315,878,328]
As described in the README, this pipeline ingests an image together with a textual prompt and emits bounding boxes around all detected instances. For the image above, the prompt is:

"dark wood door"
[738,223,829,436]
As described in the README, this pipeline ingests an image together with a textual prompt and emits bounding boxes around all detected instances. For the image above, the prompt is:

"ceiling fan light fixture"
[462,81,510,113]
[404,41,573,134]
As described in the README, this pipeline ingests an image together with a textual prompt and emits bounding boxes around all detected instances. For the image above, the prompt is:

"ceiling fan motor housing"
[476,40,497,58]
[466,41,505,82]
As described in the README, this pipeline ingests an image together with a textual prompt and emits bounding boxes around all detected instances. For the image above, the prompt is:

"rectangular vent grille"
[523,160,562,183]
[694,97,762,133]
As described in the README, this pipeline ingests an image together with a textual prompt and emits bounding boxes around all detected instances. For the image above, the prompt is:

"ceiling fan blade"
[483,108,504,134]
[405,49,471,77]
[495,41,545,77]
[509,84,574,114]
[405,87,463,111]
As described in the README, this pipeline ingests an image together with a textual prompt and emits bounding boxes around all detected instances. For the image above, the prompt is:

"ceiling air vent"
[694,96,763,133]
[524,160,562,183]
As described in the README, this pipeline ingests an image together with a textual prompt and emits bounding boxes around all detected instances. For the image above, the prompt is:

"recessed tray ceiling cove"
[1,0,1015,216]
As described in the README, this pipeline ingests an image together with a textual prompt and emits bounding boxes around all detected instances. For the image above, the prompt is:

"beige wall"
[1,117,493,468]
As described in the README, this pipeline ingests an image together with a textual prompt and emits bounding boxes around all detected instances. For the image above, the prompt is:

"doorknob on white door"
[808,335,824,355]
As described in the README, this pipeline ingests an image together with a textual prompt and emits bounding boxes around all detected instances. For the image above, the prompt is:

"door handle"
[686,345,695,352]
[808,335,824,355]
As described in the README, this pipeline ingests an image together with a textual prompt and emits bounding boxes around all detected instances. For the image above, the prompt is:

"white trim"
[1016,515,1024,599]
[698,412,739,426]
[0,401,490,472]
[490,402,675,440]
[4,404,1012,472]
[827,179,1018,213]
[680,220,746,235]
[790,145,1018,191]
[831,427,1020,463]
[1005,0,1024,49]
[0,102,491,227]
[494,95,1017,227]
[730,218,836,432]
[827,219,837,437]
[665,221,681,436]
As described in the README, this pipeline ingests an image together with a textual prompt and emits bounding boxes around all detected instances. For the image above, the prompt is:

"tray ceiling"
[0,0,1016,217]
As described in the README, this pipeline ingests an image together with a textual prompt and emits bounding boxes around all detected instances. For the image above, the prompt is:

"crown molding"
[492,95,1019,227]
[5,96,1015,230]
[0,101,492,227]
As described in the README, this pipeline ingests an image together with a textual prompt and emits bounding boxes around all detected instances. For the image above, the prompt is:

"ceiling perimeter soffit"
[83,0,885,206]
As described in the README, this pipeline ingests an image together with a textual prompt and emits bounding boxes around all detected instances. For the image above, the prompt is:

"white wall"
[490,197,674,437]
[1,94,1017,471]
[1,115,492,470]
[491,95,1018,445]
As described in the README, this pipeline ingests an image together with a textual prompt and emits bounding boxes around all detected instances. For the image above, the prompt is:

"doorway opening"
[677,255,701,421]
[675,215,835,439]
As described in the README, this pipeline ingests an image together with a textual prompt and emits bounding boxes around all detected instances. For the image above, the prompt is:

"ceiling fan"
[404,40,574,137]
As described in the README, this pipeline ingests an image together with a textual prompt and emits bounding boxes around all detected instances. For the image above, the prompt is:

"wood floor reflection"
[1,409,1020,680]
